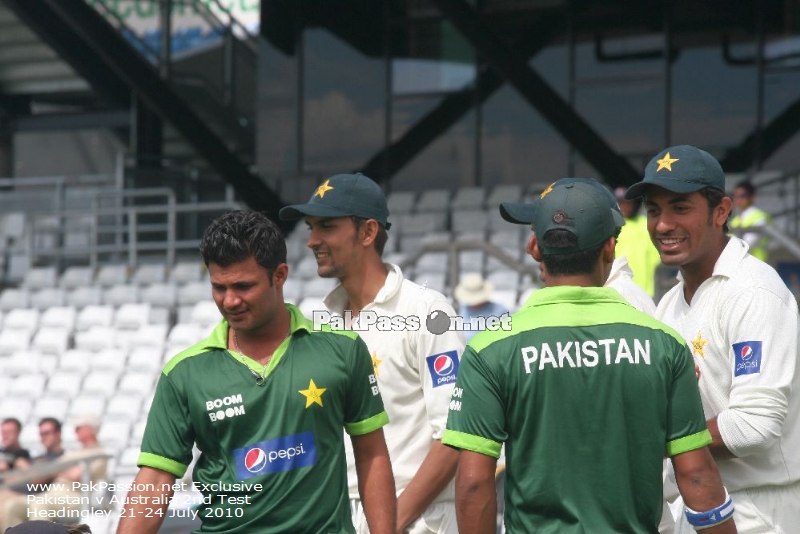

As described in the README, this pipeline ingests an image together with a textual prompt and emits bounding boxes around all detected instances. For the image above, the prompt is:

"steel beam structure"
[3,0,287,223]
[432,0,640,187]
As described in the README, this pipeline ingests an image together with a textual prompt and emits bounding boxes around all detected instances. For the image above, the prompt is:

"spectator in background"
[5,521,92,533]
[454,273,510,343]
[5,416,108,528]
[0,418,31,473]
[731,180,772,262]
[1,419,65,529]
[614,186,661,297]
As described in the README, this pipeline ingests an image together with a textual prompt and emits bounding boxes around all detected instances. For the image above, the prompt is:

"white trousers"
[350,499,458,534]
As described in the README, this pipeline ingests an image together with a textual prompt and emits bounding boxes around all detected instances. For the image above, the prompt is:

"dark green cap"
[625,145,725,199]
[500,177,625,229]
[532,181,620,255]
[279,173,391,229]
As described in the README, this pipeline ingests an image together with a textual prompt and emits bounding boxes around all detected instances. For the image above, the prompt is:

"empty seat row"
[19,260,208,291]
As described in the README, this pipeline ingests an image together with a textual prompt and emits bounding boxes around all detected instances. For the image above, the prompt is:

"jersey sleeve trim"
[345,411,389,436]
[137,452,188,478]
[442,430,502,458]
[666,430,713,457]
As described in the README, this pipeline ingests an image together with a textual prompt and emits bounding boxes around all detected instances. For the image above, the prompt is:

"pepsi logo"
[244,448,267,473]
[433,355,455,377]
[740,345,753,360]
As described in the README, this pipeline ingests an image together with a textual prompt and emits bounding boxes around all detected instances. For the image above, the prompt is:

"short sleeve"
[442,345,505,459]
[665,341,712,456]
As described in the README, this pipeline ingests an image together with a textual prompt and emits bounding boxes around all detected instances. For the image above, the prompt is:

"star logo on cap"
[655,152,679,172]
[691,332,708,358]
[314,180,334,198]
[540,183,554,199]
[299,379,327,408]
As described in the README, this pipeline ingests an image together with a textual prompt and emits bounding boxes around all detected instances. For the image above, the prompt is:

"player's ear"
[528,234,543,262]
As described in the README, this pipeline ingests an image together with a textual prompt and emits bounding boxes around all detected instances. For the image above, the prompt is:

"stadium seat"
[8,373,47,398]
[68,394,106,420]
[118,372,157,397]
[416,189,451,212]
[75,325,117,351]
[115,447,142,477]
[397,212,447,236]
[31,288,67,310]
[31,326,71,355]
[168,260,204,284]
[116,324,168,352]
[302,277,337,299]
[0,329,33,356]
[189,301,221,329]
[59,266,96,290]
[58,349,93,373]
[451,187,485,210]
[127,346,164,373]
[48,371,87,397]
[103,284,140,307]
[22,266,58,290]
[387,190,417,214]
[76,305,115,331]
[67,286,104,308]
[32,396,69,421]
[106,395,144,421]
[114,303,151,330]
[415,252,449,274]
[487,184,523,207]
[4,308,40,331]
[177,281,210,306]
[96,264,130,287]
[0,397,33,423]
[139,282,177,308]
[40,306,78,331]
[82,370,122,397]
[484,269,520,291]
[132,262,167,285]
[458,250,486,274]
[166,323,205,353]
[0,288,30,311]
[452,210,489,237]
[88,348,128,373]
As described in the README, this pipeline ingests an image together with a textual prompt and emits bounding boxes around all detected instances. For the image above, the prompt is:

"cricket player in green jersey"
[117,211,396,534]
[443,181,736,534]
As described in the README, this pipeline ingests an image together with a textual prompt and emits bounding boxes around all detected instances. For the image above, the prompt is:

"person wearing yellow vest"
[614,187,662,297]
[731,180,772,262]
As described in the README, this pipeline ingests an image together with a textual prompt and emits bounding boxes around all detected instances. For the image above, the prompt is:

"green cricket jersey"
[138,304,388,533]
[443,286,711,534]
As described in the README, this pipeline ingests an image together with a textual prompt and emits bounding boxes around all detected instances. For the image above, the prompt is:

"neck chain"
[233,329,291,386]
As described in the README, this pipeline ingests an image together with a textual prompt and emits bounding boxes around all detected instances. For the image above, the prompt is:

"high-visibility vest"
[731,208,772,261]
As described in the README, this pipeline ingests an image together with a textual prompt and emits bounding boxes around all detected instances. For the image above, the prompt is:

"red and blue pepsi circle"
[426,350,460,387]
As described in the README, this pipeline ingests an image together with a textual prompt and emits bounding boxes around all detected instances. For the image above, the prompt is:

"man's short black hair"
[38,418,61,432]
[699,187,730,233]
[540,229,606,276]
[2,418,22,432]
[351,216,389,256]
[199,210,287,277]
[735,180,756,197]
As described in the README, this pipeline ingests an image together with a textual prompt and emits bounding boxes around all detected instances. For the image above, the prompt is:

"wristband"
[684,489,734,530]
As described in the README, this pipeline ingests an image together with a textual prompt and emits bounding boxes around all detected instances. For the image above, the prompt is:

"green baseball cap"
[279,173,391,229]
[532,181,620,255]
[499,177,625,229]
[625,145,725,199]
